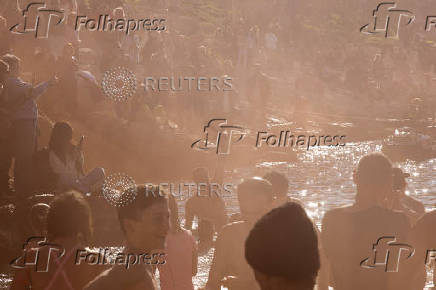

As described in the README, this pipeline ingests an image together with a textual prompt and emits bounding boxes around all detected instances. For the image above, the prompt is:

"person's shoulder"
[179,228,195,241]
[415,210,436,228]
[323,205,352,222]
[221,221,245,234]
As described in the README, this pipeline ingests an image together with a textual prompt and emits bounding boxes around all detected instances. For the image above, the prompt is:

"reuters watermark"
[144,182,235,198]
[143,76,233,92]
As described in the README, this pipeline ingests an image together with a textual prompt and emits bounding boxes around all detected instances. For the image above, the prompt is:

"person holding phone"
[48,121,105,194]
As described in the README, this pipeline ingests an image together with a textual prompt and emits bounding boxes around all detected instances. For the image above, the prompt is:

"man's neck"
[354,190,384,210]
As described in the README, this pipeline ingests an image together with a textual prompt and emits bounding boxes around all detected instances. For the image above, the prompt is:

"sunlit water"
[1,141,434,289]
[182,140,435,290]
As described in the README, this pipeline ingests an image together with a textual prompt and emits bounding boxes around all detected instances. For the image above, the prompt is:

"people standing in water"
[388,167,425,224]
[204,177,273,290]
[184,167,227,251]
[158,195,198,290]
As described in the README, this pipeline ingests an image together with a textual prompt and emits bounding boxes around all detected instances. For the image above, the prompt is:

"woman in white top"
[48,121,105,193]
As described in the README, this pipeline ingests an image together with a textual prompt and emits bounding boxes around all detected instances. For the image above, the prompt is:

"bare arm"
[192,239,198,276]
[185,199,195,230]
[205,230,227,290]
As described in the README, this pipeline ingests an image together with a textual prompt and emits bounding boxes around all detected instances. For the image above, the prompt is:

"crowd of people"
[0,0,435,290]
[3,152,434,290]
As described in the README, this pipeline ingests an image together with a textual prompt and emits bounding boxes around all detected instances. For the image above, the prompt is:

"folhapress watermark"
[10,2,65,39]
[75,15,165,34]
[10,237,65,272]
[75,248,166,269]
[361,2,436,39]
[192,119,346,155]
[360,236,414,272]
[361,2,414,39]
[360,236,436,271]
[10,2,165,39]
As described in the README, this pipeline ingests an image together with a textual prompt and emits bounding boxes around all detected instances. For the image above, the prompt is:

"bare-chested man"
[321,153,412,290]
[185,167,227,250]
[204,177,273,290]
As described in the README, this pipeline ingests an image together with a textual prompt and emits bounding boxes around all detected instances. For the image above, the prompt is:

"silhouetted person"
[245,202,320,290]
[322,153,411,290]
[263,171,329,289]
[12,191,107,289]
[185,167,227,250]
[387,167,425,224]
[263,171,289,206]
[84,185,170,290]
[409,210,436,289]
[2,54,55,196]
[55,43,79,118]
[204,177,273,290]
[158,195,198,290]
[48,121,105,193]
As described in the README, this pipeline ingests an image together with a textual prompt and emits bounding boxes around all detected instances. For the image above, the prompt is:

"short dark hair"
[245,202,320,287]
[47,191,93,243]
[117,184,167,233]
[237,177,273,213]
[392,167,409,190]
[355,153,393,188]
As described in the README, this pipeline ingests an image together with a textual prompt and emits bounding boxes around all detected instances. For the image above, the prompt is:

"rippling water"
[186,140,435,289]
[1,141,434,289]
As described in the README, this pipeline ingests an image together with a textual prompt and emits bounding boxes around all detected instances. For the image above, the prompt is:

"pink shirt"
[159,229,196,290]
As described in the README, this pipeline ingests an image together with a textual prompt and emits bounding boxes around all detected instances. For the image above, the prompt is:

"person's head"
[30,203,50,236]
[245,202,320,290]
[238,177,273,223]
[47,191,93,244]
[117,184,170,252]
[49,121,73,159]
[2,54,21,77]
[392,167,409,192]
[263,171,288,202]
[192,167,209,184]
[353,153,393,204]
